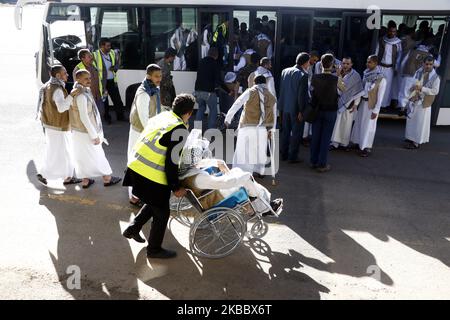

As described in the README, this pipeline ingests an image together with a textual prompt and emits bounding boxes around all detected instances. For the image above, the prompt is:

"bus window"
[313,13,342,56]
[279,12,312,71]
[234,10,250,52]
[148,8,198,71]
[96,7,143,70]
[256,11,276,60]
[48,19,87,85]
[200,10,230,69]
[340,14,375,74]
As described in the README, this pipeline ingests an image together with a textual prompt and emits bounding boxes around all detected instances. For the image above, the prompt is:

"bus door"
[276,10,313,72]
[338,12,376,74]
[199,8,232,68]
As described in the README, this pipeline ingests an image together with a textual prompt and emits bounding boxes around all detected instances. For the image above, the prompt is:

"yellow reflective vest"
[93,49,118,95]
[128,111,185,185]
[213,23,227,43]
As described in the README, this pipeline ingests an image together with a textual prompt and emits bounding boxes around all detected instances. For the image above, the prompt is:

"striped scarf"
[36,77,66,120]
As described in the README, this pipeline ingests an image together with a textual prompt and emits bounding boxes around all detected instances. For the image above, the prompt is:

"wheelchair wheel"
[189,207,246,259]
[173,196,197,227]
[248,218,268,239]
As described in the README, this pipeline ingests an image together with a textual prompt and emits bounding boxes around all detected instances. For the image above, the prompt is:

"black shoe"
[359,149,370,157]
[288,159,303,164]
[104,176,122,187]
[147,248,177,259]
[316,164,331,173]
[263,198,283,216]
[253,172,265,179]
[122,228,146,243]
[329,145,338,151]
[404,142,419,149]
[36,174,47,186]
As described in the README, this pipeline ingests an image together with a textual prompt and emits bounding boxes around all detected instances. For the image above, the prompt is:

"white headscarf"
[178,129,212,179]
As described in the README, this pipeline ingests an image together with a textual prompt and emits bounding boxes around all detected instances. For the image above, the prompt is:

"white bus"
[16,0,450,125]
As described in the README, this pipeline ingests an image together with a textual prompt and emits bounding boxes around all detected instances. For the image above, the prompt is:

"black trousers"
[126,202,170,253]
[105,79,124,120]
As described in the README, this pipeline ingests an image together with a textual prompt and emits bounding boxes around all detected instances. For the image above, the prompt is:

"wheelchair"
[170,160,281,259]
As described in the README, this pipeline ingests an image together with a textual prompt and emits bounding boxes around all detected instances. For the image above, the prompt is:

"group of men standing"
[278,46,440,171]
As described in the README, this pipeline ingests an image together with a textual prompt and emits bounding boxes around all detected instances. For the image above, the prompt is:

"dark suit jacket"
[278,65,309,115]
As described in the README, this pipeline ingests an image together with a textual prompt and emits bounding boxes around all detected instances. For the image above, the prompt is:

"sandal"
[104,176,122,187]
[36,174,48,186]
[63,177,82,185]
[82,179,95,189]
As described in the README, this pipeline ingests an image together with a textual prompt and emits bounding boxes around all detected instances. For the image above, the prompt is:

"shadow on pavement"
[27,160,140,299]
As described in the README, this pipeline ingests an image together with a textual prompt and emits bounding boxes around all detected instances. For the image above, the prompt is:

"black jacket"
[195,56,221,92]
[311,73,339,112]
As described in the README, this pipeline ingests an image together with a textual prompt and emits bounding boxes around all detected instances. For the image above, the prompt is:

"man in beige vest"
[225,75,276,176]
[127,64,163,206]
[404,56,440,149]
[70,70,121,188]
[398,44,431,110]
[350,55,387,157]
[36,65,81,186]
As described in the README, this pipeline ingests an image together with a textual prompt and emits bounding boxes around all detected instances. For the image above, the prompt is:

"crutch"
[268,130,277,186]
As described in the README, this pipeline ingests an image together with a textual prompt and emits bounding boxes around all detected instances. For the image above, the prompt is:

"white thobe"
[170,28,187,71]
[39,89,75,180]
[190,167,271,214]
[405,76,440,144]
[127,92,151,162]
[376,41,402,106]
[351,78,387,150]
[127,91,152,198]
[331,71,363,147]
[225,87,277,175]
[201,29,210,59]
[72,94,112,178]
[331,97,361,148]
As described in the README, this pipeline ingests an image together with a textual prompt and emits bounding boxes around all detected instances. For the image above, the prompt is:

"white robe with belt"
[405,71,440,144]
[39,88,75,180]
[225,85,276,175]
[376,39,402,106]
[72,93,112,178]
[351,78,387,150]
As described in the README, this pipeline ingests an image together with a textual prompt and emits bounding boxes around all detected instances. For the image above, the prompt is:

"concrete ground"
[0,5,449,300]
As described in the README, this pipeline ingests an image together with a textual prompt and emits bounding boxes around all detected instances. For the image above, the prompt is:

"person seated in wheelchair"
[178,130,283,216]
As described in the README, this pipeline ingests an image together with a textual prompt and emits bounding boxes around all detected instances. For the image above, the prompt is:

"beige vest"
[130,90,158,133]
[421,72,437,108]
[69,95,100,134]
[256,38,270,58]
[403,49,430,77]
[41,84,70,131]
[181,174,224,210]
[367,78,383,110]
[240,87,275,127]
